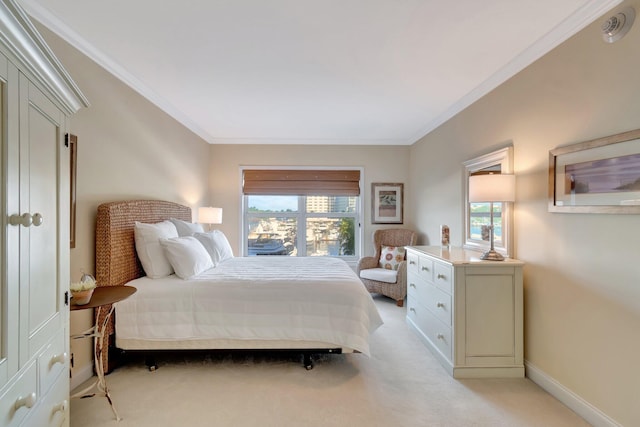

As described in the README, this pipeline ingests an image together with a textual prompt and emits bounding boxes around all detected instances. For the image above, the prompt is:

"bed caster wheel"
[145,355,157,372]
[303,354,314,370]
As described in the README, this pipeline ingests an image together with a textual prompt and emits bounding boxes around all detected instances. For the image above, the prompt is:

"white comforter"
[114,257,383,355]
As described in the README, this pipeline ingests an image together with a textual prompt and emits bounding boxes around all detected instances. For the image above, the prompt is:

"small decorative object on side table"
[70,272,97,305]
[71,285,137,421]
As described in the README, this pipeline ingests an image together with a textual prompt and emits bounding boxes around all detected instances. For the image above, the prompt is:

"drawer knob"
[436,302,445,308]
[409,260,416,265]
[15,392,36,410]
[409,283,416,288]
[409,307,416,313]
[421,266,430,271]
[50,352,68,368]
[53,400,68,414]
[436,334,445,340]
[437,274,446,279]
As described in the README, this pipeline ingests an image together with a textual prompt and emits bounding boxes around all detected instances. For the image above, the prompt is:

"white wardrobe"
[0,1,87,426]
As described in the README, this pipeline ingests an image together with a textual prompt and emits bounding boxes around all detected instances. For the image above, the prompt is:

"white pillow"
[159,236,213,279]
[170,218,205,237]
[134,220,179,278]
[194,230,234,266]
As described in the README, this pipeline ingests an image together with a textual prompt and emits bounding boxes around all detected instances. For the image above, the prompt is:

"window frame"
[240,166,363,261]
[462,146,514,257]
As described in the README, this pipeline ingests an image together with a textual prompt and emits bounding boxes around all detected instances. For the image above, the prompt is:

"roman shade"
[243,169,361,196]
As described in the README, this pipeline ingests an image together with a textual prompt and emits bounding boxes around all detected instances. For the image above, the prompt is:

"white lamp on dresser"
[467,173,515,261]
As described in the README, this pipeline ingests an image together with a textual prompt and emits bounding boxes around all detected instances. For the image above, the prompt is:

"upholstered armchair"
[357,228,417,307]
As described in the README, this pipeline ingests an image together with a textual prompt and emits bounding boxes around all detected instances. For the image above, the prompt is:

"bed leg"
[302,353,314,370]
[145,355,158,372]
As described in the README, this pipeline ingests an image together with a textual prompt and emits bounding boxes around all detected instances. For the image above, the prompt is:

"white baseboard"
[70,362,94,391]
[524,360,621,427]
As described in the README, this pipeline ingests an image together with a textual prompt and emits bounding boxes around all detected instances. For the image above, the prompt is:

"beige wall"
[408,2,640,425]
[208,144,410,257]
[38,25,211,384]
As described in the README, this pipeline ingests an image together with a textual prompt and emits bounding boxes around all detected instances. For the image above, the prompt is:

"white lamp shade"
[468,174,516,203]
[198,207,223,224]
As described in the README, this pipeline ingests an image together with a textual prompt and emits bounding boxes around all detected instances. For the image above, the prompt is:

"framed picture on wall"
[549,128,640,214]
[372,183,403,224]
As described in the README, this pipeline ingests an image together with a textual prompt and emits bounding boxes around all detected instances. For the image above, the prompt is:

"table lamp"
[468,173,515,260]
[198,207,222,231]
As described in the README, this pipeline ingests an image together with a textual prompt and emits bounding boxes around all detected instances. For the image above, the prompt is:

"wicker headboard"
[94,199,191,373]
[95,199,192,288]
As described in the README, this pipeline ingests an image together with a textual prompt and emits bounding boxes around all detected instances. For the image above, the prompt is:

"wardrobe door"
[0,51,19,393]
[18,74,68,363]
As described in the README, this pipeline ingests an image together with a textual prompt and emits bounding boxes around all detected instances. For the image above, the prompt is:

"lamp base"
[480,249,505,261]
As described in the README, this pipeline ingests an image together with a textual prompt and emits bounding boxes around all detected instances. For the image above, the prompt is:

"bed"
[95,199,383,371]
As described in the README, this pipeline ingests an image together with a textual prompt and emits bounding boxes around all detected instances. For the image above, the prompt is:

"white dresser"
[406,246,524,378]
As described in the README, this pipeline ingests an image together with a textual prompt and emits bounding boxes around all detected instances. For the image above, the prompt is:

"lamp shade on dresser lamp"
[468,174,515,260]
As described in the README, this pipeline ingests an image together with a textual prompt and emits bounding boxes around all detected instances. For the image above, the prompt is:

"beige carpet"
[70,296,590,427]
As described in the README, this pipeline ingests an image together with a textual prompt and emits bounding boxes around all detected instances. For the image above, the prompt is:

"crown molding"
[18,0,622,144]
[19,0,213,141]
[0,0,88,114]
[408,0,623,145]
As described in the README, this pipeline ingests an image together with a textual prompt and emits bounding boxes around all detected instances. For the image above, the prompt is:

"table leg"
[71,305,122,421]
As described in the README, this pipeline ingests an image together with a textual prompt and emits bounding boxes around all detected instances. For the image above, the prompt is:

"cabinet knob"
[436,334,445,340]
[9,213,32,227]
[8,212,43,227]
[50,352,67,368]
[437,274,446,280]
[409,260,416,265]
[32,212,44,226]
[409,307,416,313]
[15,392,36,410]
[436,302,445,308]
[421,266,429,271]
[409,283,416,288]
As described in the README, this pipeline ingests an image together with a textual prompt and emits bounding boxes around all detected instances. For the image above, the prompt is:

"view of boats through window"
[246,195,358,257]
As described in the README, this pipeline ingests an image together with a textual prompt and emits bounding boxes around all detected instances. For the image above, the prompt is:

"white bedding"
[114,256,383,356]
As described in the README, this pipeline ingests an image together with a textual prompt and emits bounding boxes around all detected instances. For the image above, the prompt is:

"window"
[241,168,362,260]
[463,147,514,257]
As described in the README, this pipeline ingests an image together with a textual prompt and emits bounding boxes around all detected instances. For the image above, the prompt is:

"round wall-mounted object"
[601,7,635,43]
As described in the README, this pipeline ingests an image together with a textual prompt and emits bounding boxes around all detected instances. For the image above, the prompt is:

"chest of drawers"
[406,246,524,378]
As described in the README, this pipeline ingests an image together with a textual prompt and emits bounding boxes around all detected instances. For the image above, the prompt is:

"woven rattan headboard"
[94,200,191,373]
[95,200,192,288]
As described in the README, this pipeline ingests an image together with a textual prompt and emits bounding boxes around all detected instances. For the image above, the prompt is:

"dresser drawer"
[38,330,67,396]
[423,283,452,327]
[408,302,452,361]
[434,262,453,294]
[407,272,426,300]
[407,252,419,275]
[22,368,68,427]
[0,361,37,427]
[418,256,434,282]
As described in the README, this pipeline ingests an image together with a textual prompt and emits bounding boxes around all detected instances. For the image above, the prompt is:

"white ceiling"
[19,0,621,145]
